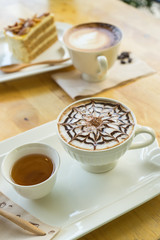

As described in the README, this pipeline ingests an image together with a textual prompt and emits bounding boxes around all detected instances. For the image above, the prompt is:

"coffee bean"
[122,52,130,58]
[117,51,133,64]
[117,55,122,60]
[121,60,126,64]
[128,58,132,63]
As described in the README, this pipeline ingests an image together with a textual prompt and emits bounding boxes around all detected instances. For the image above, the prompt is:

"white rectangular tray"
[0,120,160,240]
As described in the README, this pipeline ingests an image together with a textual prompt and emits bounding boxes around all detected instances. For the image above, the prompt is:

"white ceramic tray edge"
[0,120,57,156]
[55,173,160,240]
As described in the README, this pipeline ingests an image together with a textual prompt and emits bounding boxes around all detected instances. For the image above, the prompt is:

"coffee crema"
[11,154,54,186]
[58,100,135,150]
[63,23,122,52]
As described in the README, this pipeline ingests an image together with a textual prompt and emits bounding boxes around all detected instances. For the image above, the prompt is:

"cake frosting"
[58,100,135,151]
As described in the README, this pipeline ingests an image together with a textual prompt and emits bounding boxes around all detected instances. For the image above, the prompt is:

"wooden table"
[1,0,160,239]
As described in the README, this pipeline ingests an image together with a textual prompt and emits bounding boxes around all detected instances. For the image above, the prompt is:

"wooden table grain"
[0,0,160,239]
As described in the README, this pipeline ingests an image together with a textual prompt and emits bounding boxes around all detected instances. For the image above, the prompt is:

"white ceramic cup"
[1,143,60,199]
[57,97,156,173]
[63,22,122,82]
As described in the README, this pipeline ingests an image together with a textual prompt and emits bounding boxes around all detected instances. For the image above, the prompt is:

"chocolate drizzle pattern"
[59,100,134,150]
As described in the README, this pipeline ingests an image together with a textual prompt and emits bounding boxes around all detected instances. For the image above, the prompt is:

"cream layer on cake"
[4,13,58,63]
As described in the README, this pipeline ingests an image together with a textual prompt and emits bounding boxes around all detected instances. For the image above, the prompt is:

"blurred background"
[121,0,160,18]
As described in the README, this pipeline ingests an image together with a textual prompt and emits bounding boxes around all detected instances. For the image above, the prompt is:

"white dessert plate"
[0,121,160,240]
[0,22,72,83]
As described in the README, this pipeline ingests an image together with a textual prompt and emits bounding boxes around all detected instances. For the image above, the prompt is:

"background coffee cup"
[57,97,156,173]
[1,143,60,199]
[63,22,122,82]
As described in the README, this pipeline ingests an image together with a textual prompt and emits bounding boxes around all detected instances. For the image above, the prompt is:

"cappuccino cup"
[57,97,156,173]
[63,22,122,82]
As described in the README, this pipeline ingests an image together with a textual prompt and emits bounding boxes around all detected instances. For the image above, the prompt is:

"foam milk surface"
[58,100,135,151]
[67,24,115,51]
[66,26,115,51]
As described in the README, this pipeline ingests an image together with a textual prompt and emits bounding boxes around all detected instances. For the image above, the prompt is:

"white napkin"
[0,192,60,240]
[52,53,155,99]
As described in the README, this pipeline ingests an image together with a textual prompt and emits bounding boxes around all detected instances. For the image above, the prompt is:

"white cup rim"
[63,22,123,53]
[57,97,137,152]
[1,142,60,189]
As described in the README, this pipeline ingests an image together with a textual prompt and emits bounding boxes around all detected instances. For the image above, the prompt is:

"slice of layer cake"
[4,12,58,63]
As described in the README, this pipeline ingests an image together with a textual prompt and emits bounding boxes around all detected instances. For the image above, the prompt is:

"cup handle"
[129,125,156,150]
[97,56,108,79]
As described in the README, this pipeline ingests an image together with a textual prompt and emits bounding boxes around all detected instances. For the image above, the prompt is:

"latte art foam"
[58,100,135,150]
[67,27,114,51]
[64,23,121,52]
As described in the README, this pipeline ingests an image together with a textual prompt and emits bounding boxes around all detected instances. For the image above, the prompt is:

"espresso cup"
[57,97,156,173]
[63,22,122,82]
[1,143,60,199]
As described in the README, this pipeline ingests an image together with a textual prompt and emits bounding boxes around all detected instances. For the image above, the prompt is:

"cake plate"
[0,22,72,83]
